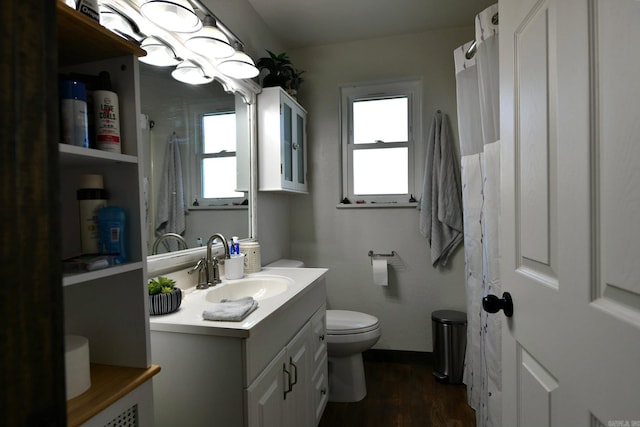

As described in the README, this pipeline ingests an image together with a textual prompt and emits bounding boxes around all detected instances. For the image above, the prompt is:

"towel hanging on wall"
[419,111,463,267]
[155,132,186,248]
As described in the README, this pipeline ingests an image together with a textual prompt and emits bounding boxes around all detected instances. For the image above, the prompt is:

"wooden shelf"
[67,364,161,427]
[57,2,145,67]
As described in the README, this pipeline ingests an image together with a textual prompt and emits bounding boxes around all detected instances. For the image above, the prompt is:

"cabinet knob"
[319,334,325,341]
[321,388,327,395]
[292,143,299,150]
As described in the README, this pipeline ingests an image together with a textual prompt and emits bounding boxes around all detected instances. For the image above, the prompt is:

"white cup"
[225,254,245,280]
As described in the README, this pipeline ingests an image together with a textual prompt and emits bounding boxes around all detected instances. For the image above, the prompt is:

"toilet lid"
[326,310,380,335]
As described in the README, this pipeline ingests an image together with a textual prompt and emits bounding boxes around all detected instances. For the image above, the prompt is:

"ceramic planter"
[149,288,182,315]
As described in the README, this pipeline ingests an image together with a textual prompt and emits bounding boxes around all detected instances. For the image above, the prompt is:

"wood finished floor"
[319,356,475,427]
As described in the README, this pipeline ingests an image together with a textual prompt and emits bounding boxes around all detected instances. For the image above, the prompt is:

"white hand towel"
[202,297,258,322]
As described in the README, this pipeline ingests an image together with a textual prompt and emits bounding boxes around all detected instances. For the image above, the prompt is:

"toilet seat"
[327,310,380,335]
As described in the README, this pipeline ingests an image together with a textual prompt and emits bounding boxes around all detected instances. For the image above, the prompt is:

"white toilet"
[325,309,381,402]
[265,259,382,403]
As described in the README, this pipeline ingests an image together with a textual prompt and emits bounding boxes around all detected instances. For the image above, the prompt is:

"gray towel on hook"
[202,297,259,322]
[419,112,463,267]
[155,133,186,251]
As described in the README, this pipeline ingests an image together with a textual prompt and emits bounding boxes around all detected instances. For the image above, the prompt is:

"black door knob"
[482,292,513,317]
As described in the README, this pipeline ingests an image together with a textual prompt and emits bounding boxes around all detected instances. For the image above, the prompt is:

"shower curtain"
[454,4,501,427]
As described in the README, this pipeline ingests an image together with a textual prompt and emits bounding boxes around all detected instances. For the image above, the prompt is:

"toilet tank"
[265,259,305,268]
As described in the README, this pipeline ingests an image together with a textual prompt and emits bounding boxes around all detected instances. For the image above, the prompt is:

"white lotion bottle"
[77,174,108,254]
[94,71,121,153]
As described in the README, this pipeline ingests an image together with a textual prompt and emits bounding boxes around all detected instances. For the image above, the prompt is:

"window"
[192,102,245,206]
[341,80,422,204]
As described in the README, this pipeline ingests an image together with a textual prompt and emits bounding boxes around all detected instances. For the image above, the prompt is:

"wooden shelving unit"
[67,365,160,427]
[57,3,157,425]
[57,2,144,67]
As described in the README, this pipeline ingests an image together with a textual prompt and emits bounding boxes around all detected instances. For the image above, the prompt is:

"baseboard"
[362,349,433,365]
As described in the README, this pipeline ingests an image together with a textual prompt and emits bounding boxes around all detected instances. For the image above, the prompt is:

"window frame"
[340,79,422,204]
[189,99,246,207]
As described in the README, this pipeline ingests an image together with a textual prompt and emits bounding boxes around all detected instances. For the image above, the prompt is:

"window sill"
[336,202,419,209]
[189,204,248,211]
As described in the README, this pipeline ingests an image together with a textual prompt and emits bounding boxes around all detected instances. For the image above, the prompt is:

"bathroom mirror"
[140,62,258,259]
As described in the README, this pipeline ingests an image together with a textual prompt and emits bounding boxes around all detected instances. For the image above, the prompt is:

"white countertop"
[149,267,328,338]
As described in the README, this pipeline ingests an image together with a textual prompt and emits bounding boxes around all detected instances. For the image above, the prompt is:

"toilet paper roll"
[65,335,91,400]
[372,258,388,286]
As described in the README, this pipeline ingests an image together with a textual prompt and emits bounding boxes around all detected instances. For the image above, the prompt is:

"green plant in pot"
[256,50,305,97]
[148,276,182,315]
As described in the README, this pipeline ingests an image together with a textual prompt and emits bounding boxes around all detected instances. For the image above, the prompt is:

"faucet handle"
[189,257,206,274]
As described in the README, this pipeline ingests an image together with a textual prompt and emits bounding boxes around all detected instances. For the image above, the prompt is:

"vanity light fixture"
[217,44,259,79]
[185,16,235,59]
[99,4,141,42]
[98,0,260,85]
[139,37,181,67]
[171,60,214,85]
[141,0,202,33]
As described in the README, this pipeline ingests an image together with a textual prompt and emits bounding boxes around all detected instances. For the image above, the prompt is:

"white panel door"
[285,322,312,427]
[246,348,286,427]
[500,0,640,425]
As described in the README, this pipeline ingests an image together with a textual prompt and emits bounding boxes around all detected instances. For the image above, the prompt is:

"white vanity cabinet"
[310,308,329,424]
[247,304,327,427]
[57,4,158,426]
[258,86,308,193]
[149,271,327,427]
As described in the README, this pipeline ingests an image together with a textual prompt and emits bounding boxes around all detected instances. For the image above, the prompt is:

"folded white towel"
[202,297,258,322]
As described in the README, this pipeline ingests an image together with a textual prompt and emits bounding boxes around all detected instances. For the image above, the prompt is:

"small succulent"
[148,276,177,295]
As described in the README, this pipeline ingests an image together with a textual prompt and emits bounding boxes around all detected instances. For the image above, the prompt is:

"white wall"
[201,0,296,265]
[201,0,286,60]
[286,27,474,352]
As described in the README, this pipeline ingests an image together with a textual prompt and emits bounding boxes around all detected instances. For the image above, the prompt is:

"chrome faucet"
[205,233,229,286]
[151,232,188,255]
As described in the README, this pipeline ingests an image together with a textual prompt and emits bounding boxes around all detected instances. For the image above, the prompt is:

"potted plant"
[256,49,305,97]
[148,276,182,315]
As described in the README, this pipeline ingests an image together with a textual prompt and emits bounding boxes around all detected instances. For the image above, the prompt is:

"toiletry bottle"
[94,71,121,153]
[97,206,127,264]
[60,80,89,148]
[76,0,99,23]
[231,236,240,257]
[77,174,108,254]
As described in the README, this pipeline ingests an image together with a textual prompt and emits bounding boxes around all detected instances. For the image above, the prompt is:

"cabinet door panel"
[310,306,326,366]
[312,354,329,425]
[246,349,286,427]
[295,112,305,185]
[282,102,293,183]
[285,322,313,427]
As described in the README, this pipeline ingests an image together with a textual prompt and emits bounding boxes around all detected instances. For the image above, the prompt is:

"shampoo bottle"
[94,71,121,153]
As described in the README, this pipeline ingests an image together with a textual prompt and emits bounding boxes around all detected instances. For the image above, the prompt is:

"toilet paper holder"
[368,250,396,264]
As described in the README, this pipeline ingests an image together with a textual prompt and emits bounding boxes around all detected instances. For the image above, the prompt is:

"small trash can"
[431,310,467,384]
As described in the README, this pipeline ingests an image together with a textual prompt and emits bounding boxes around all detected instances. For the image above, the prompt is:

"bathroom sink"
[205,275,293,302]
